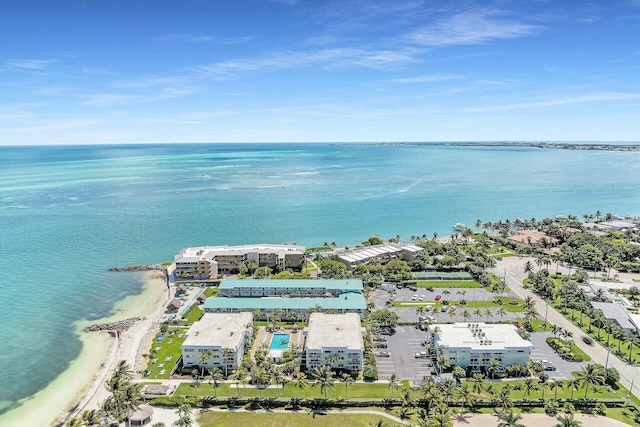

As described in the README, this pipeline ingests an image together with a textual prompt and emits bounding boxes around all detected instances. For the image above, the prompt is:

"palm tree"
[273,367,289,397]
[208,368,224,397]
[198,349,214,377]
[175,404,194,427]
[627,331,640,363]
[555,413,582,427]
[340,373,354,400]
[251,368,271,398]
[462,309,472,323]
[483,308,493,322]
[523,261,534,275]
[80,409,102,427]
[231,368,247,397]
[487,358,502,379]
[473,307,482,322]
[522,378,538,399]
[496,307,507,322]
[455,384,475,415]
[566,378,580,400]
[311,365,336,399]
[497,385,514,413]
[293,373,309,398]
[550,379,564,400]
[577,363,605,399]
[121,383,144,427]
[388,373,401,398]
[498,410,524,427]
[471,373,485,397]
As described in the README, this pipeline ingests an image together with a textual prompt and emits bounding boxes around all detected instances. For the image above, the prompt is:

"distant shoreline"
[333,142,640,151]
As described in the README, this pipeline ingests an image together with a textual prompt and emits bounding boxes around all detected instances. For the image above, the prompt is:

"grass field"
[145,327,187,379]
[197,411,404,427]
[176,381,410,399]
[414,281,482,288]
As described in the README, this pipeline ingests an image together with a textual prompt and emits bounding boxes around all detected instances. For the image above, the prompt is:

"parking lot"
[371,286,586,383]
[374,325,436,382]
[528,332,586,380]
[373,287,522,324]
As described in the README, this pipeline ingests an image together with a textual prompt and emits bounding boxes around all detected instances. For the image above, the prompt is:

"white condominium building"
[174,244,306,280]
[305,313,365,372]
[182,312,253,374]
[430,323,533,369]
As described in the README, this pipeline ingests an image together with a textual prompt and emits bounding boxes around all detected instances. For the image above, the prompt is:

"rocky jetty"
[108,264,166,272]
[87,317,142,332]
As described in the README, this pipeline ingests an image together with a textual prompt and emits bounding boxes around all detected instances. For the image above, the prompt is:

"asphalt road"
[491,257,640,400]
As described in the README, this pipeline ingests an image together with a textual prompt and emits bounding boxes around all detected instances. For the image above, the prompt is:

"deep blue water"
[0,142,639,416]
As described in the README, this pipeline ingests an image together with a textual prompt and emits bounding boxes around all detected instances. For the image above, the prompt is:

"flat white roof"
[431,323,532,352]
[182,312,253,349]
[306,313,364,351]
[177,244,305,260]
[337,243,419,264]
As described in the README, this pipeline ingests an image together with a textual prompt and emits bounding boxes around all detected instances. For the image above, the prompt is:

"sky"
[1,0,640,145]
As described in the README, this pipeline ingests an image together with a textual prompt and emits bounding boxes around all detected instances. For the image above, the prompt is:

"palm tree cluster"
[67,360,143,427]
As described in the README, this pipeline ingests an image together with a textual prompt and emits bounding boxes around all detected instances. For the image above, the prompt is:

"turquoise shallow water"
[0,142,639,417]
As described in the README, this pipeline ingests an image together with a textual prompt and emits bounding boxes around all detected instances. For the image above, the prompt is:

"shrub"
[594,402,607,416]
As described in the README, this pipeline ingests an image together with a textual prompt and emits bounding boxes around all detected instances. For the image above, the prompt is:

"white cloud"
[387,74,461,84]
[408,8,538,46]
[5,59,56,70]
[466,92,640,112]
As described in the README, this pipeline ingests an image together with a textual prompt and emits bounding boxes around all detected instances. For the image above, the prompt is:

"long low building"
[182,312,253,374]
[203,293,366,320]
[335,243,422,269]
[174,244,306,281]
[430,323,533,369]
[305,313,365,372]
[219,279,363,298]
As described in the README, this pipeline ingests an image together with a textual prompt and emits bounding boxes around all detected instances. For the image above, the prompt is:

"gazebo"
[129,404,154,425]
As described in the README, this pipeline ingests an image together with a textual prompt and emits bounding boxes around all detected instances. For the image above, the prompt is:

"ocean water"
[0,142,639,417]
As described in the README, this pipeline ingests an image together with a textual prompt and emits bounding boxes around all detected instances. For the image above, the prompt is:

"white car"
[415,351,429,358]
[411,294,418,300]
[419,295,425,301]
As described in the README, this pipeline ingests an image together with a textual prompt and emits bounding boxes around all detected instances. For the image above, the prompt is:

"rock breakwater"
[108,264,166,272]
[87,317,142,332]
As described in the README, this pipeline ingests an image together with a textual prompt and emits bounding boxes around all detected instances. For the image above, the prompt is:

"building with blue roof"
[218,279,363,298]
[203,292,366,320]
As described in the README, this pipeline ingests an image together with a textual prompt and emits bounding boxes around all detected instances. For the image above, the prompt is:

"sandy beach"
[0,271,169,427]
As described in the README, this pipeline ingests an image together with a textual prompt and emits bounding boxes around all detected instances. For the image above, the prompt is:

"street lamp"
[543,302,549,329]
[605,344,611,370]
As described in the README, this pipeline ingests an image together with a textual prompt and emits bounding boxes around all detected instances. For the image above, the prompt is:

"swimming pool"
[270,333,290,350]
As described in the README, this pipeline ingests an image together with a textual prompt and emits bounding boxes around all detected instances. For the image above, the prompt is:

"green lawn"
[198,411,404,427]
[413,281,482,288]
[183,304,204,323]
[204,287,220,297]
[145,327,187,379]
[177,381,410,399]
[468,379,621,401]
[392,298,524,313]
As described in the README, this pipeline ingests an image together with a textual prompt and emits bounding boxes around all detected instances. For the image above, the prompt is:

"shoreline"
[0,271,169,427]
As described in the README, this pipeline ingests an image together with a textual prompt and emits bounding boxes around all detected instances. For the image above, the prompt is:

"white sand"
[0,272,169,427]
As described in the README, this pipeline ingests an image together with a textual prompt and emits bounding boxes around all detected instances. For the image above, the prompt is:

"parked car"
[415,351,429,358]
[375,351,391,357]
[509,299,519,305]
[373,336,387,342]
[375,342,388,348]
[408,286,418,291]
[582,335,594,345]
[435,295,442,301]
[419,295,425,301]
[411,294,418,300]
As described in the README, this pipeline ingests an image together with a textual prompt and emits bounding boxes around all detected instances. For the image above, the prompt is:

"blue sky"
[2,0,640,145]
